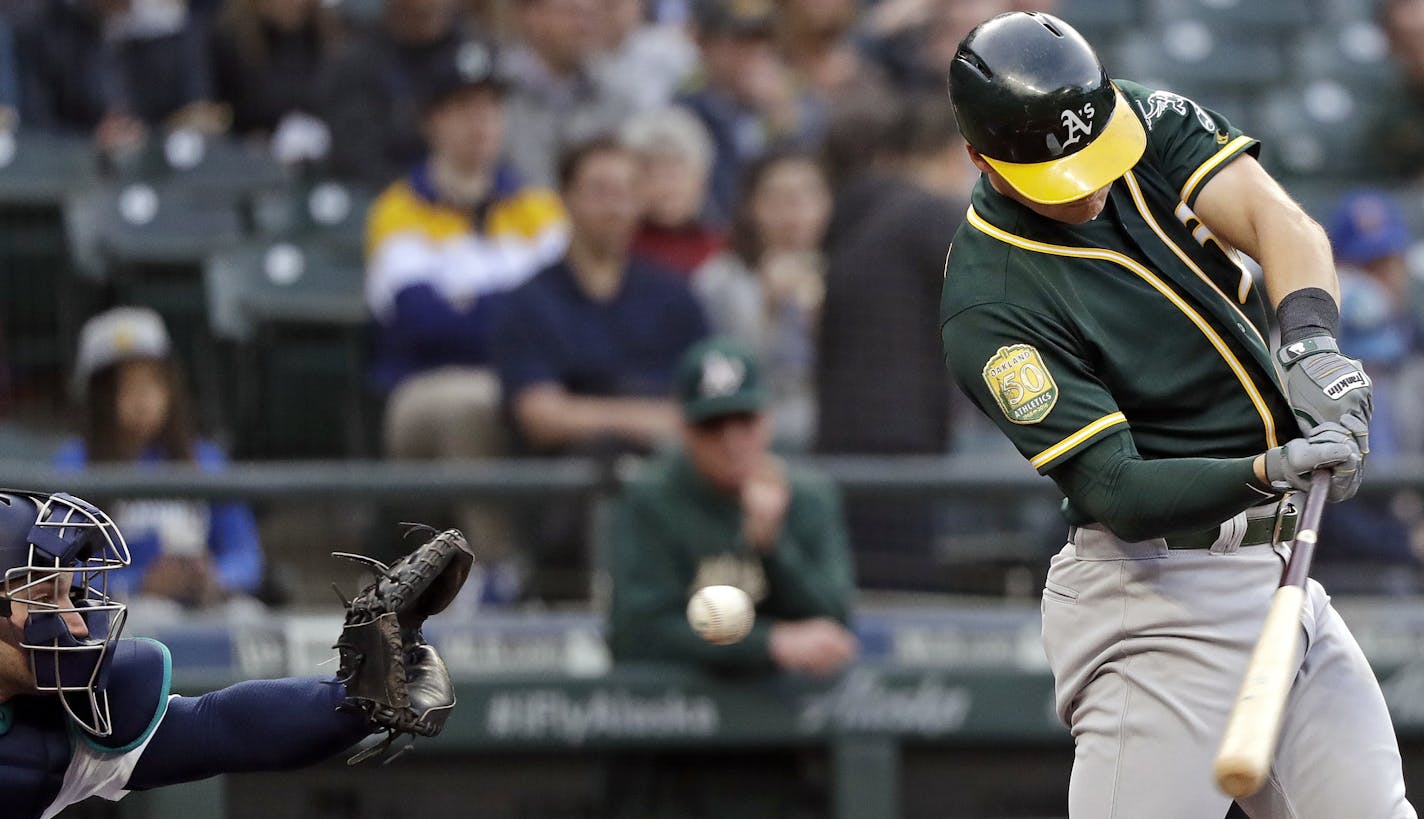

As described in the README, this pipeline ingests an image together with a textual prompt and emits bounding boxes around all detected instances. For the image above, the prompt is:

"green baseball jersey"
[941,80,1297,479]
[607,449,854,671]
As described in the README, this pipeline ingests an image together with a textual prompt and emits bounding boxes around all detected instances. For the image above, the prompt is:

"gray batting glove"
[1263,421,1363,502]
[1277,335,1372,454]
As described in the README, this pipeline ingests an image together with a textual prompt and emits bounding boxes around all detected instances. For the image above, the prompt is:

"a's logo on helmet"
[1049,104,1094,154]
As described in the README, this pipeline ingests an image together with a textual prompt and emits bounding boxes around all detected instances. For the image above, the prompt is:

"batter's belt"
[1163,499,1298,551]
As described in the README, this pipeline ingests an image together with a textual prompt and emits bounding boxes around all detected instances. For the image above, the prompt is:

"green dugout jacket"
[942,81,1298,489]
[607,449,855,672]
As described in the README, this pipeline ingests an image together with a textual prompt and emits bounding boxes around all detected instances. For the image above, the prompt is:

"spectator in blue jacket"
[54,307,265,612]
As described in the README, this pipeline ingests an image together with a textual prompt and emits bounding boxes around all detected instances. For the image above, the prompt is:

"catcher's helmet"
[949,12,1146,205]
[0,490,130,737]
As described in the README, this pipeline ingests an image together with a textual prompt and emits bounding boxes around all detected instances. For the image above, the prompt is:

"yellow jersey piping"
[1122,170,1266,347]
[964,206,1278,449]
[1030,412,1129,470]
[1179,135,1254,204]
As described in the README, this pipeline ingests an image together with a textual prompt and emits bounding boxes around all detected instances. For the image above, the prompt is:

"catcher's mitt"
[332,527,474,763]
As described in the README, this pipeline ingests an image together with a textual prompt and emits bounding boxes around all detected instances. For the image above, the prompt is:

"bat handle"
[1214,469,1331,797]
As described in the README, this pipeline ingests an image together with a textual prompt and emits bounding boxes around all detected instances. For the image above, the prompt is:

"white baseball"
[686,585,755,645]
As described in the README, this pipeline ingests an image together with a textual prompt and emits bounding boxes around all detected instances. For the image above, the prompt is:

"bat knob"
[1214,757,1266,798]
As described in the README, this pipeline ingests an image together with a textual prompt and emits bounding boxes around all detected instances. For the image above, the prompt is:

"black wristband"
[1275,287,1339,345]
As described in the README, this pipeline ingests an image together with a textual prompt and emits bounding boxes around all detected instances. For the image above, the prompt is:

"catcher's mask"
[0,490,130,737]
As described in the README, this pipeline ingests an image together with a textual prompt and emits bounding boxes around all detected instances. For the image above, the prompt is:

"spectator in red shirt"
[623,106,725,278]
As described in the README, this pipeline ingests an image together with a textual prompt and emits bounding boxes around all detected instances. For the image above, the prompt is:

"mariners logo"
[982,344,1058,425]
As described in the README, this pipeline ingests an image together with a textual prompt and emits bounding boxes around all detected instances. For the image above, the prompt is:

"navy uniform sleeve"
[942,301,1128,474]
[1116,79,1261,208]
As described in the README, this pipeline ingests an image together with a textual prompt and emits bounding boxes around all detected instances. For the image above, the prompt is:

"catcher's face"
[0,573,88,699]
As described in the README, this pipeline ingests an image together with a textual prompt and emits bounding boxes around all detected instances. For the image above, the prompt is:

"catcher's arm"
[333,528,475,763]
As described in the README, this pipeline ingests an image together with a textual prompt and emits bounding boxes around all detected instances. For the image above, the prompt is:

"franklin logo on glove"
[1325,371,1369,400]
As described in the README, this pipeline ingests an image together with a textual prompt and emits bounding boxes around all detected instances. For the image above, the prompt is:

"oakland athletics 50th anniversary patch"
[982,344,1058,424]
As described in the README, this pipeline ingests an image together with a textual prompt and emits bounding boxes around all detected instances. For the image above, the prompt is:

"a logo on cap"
[1058,104,1095,149]
[699,352,745,398]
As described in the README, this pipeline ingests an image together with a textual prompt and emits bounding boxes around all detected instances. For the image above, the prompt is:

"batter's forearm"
[1052,434,1272,542]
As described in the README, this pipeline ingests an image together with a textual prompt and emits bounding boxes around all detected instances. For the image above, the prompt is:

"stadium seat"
[203,238,371,459]
[205,239,365,343]
[0,131,99,208]
[106,130,288,215]
[1116,24,1287,97]
[0,132,103,398]
[1056,0,1139,43]
[250,178,376,246]
[1315,0,1381,23]
[1145,0,1313,33]
[1288,24,1395,85]
[64,181,244,282]
[1256,80,1381,178]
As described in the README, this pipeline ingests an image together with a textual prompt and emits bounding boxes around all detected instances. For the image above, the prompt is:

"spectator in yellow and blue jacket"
[366,55,568,601]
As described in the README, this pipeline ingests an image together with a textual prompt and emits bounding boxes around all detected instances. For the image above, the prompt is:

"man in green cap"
[603,337,856,817]
[607,336,857,675]
[940,11,1410,818]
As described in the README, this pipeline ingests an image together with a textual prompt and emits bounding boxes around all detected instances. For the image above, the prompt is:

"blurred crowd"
[2,0,1424,611]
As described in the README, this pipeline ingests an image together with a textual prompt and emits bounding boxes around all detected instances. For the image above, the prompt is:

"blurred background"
[3,0,1424,816]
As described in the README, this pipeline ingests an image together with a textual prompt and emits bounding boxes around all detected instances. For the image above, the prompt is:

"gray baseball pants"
[1042,518,1415,818]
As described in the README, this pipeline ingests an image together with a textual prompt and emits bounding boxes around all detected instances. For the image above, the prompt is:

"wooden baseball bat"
[1213,469,1330,798]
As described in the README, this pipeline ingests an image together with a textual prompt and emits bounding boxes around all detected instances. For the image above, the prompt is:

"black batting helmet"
[949,12,1146,205]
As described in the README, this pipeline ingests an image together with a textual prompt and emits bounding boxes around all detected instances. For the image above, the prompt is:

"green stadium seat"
[250,179,377,246]
[1117,24,1287,95]
[205,239,365,343]
[1146,0,1313,33]
[1289,25,1395,85]
[203,238,371,459]
[0,133,102,398]
[0,131,99,208]
[1057,0,1139,43]
[106,130,288,213]
[65,182,244,281]
[1316,0,1381,23]
[1257,81,1381,178]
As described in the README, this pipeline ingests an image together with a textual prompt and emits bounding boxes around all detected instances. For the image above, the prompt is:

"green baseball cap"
[676,337,767,423]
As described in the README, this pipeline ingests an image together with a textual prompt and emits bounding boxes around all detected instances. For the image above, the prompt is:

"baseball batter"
[940,13,1415,818]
